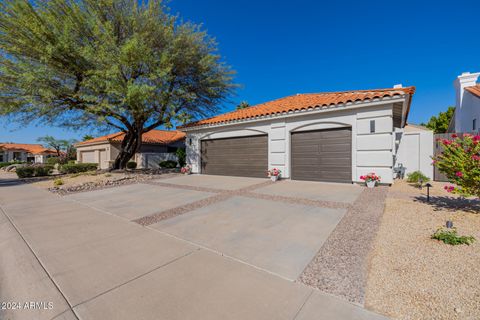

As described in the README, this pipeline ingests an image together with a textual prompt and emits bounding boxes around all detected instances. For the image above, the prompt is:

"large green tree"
[421,106,455,134]
[0,0,234,168]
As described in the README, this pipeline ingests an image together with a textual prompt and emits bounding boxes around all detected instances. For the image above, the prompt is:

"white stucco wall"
[454,72,480,133]
[456,92,480,133]
[185,102,401,184]
[395,128,434,179]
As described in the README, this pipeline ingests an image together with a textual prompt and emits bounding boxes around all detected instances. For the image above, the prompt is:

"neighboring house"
[75,130,186,169]
[0,143,57,163]
[181,85,419,184]
[449,71,480,133]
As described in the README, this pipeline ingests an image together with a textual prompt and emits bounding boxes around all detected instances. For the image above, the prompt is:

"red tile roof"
[0,143,57,155]
[77,130,186,146]
[466,84,480,98]
[181,87,415,129]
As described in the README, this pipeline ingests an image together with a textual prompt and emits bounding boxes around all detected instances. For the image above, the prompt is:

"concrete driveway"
[0,174,386,320]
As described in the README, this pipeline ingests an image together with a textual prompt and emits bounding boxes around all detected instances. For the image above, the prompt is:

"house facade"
[75,130,186,169]
[449,72,480,133]
[181,86,417,184]
[0,143,57,163]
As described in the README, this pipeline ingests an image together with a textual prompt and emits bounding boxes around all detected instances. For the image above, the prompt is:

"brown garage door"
[291,127,352,183]
[201,135,268,178]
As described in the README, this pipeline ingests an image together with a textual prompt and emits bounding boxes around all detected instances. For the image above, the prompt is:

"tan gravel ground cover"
[365,180,480,320]
[30,171,128,189]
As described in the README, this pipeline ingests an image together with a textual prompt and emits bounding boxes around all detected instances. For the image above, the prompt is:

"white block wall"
[395,129,434,179]
[186,103,399,184]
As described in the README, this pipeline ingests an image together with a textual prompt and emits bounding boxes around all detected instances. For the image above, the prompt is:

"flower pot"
[271,175,279,182]
[366,180,376,188]
[183,172,191,175]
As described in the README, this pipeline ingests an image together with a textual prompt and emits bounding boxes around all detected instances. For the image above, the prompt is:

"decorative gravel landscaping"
[299,186,388,305]
[30,170,179,195]
[365,180,480,320]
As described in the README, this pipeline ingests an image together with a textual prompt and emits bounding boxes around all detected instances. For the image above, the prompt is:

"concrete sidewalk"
[0,178,388,320]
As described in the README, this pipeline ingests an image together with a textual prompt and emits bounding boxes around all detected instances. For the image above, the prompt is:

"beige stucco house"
[75,130,186,169]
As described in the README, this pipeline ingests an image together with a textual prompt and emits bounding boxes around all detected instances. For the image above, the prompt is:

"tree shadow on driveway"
[414,195,480,213]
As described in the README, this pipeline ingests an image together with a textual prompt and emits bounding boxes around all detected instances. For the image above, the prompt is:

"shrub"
[16,166,35,178]
[16,164,53,178]
[35,165,54,176]
[433,134,480,198]
[53,178,64,186]
[176,148,186,167]
[46,157,60,165]
[59,163,98,174]
[432,228,476,245]
[407,171,430,184]
[159,160,177,168]
[126,161,137,169]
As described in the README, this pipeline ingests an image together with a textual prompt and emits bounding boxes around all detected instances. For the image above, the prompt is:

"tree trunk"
[112,129,142,170]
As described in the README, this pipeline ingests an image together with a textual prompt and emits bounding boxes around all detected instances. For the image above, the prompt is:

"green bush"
[46,157,60,165]
[53,178,64,186]
[126,161,137,169]
[59,163,98,174]
[176,148,186,167]
[432,228,476,245]
[16,165,53,178]
[433,134,480,198]
[16,166,35,178]
[407,171,430,184]
[159,160,177,168]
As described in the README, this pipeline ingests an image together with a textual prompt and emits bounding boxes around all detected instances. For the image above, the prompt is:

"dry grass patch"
[365,180,480,320]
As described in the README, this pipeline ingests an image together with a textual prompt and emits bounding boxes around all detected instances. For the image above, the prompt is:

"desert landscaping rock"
[299,186,389,305]
[365,180,480,320]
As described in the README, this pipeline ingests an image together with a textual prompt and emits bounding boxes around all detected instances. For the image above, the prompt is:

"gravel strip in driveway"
[243,192,351,210]
[298,186,388,305]
[143,180,225,193]
[133,180,274,226]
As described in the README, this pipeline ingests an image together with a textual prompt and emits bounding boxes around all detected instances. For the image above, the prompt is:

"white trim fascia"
[75,141,113,148]
[181,95,407,132]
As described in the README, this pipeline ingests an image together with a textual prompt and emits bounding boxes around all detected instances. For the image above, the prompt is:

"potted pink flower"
[267,168,281,182]
[180,165,192,175]
[360,173,381,188]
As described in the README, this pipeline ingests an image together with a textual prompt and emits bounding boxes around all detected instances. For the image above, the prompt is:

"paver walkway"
[0,175,388,320]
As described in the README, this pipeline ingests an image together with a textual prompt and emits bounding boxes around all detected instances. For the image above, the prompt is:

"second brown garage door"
[201,135,268,178]
[291,127,352,183]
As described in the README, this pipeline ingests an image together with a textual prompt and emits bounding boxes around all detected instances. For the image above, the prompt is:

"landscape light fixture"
[425,183,432,202]
[446,220,453,229]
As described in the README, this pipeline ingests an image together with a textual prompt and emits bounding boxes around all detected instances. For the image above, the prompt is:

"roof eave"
[180,95,408,132]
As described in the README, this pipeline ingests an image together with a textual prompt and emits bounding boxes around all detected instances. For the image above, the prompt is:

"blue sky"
[1,0,479,143]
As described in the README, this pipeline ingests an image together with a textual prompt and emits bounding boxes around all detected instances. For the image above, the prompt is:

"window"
[370,120,376,133]
[0,154,3,162]
[13,152,22,160]
[473,119,477,131]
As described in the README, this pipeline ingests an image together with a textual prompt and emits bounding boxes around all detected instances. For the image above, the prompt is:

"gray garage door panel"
[201,135,268,178]
[291,128,352,183]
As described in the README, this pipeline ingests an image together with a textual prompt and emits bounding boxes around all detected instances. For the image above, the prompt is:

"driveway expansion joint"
[0,204,80,320]
[72,249,197,309]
